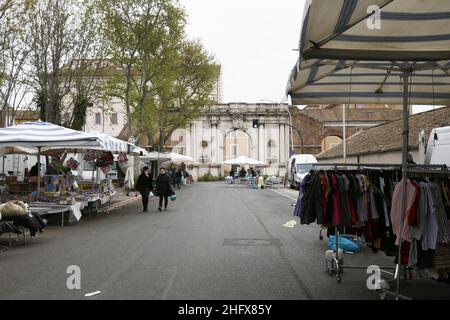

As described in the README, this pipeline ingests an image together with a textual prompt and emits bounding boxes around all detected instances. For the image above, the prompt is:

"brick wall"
[290,107,375,156]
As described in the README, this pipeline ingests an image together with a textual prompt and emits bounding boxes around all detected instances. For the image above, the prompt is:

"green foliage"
[197,174,224,182]
[95,0,219,145]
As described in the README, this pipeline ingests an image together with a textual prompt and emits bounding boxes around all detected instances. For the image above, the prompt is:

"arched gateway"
[169,103,291,178]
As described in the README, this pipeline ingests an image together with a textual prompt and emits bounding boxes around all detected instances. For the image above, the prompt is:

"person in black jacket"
[175,169,182,189]
[156,167,172,211]
[135,166,153,212]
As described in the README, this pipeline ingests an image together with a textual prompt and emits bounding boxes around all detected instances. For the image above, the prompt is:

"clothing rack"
[309,162,449,298]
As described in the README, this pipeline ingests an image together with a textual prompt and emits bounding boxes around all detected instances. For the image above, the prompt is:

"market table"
[28,203,75,227]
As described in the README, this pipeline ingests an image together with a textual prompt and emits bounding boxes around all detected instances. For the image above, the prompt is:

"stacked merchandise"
[0,201,46,237]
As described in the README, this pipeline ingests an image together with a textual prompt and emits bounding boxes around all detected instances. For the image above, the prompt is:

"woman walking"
[135,166,153,212]
[156,167,172,211]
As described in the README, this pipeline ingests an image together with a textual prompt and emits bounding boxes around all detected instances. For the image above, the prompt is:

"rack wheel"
[336,276,342,284]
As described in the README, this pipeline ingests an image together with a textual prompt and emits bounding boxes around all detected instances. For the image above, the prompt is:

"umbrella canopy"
[0,121,102,148]
[223,156,265,166]
[299,0,450,61]
[287,0,450,105]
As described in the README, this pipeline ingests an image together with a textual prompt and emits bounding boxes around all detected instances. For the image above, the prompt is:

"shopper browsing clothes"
[156,167,173,211]
[135,166,153,213]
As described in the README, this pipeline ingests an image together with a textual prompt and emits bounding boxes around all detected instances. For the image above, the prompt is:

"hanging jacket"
[300,173,323,225]
[330,174,342,226]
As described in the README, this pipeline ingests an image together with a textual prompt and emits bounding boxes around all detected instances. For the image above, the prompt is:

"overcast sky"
[180,0,306,104]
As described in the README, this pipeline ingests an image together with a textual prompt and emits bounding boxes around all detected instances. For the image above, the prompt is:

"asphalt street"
[0,182,396,300]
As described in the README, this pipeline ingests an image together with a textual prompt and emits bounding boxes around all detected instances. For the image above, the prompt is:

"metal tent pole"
[395,69,411,299]
[343,104,347,163]
[37,146,41,200]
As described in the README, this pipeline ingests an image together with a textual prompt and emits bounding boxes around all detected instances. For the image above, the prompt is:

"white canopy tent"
[141,152,193,163]
[140,151,172,162]
[0,121,103,197]
[162,153,194,164]
[222,156,265,166]
[286,0,450,298]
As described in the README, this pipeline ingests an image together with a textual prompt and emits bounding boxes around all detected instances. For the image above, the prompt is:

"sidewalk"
[108,188,142,211]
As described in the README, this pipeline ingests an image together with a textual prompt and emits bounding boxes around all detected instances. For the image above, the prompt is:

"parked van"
[423,126,450,167]
[287,154,317,189]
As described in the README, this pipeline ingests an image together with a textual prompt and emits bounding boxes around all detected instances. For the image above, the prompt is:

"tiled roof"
[317,107,450,159]
[299,107,403,123]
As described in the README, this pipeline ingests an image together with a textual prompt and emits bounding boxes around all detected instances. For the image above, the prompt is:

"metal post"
[286,106,294,154]
[1,155,5,186]
[395,69,411,299]
[37,147,41,200]
[343,104,347,163]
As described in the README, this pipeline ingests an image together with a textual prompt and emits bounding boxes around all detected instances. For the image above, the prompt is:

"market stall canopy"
[0,121,103,148]
[140,151,171,162]
[162,153,194,164]
[131,145,148,156]
[287,0,450,105]
[222,156,265,166]
[140,152,193,164]
[83,132,136,154]
[0,146,39,156]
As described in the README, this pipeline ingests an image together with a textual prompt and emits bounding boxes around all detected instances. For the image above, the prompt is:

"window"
[330,143,339,149]
[95,113,101,125]
[111,113,118,125]
[230,144,237,158]
[267,139,276,158]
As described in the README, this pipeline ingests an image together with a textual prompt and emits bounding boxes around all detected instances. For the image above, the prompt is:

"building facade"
[168,103,290,178]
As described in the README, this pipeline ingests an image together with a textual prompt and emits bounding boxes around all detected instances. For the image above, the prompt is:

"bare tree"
[0,0,32,127]
[26,0,103,125]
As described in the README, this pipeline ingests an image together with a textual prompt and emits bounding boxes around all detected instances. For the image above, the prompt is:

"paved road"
[0,182,394,300]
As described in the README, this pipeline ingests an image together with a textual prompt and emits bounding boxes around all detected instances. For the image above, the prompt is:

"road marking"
[270,189,298,202]
[162,267,178,300]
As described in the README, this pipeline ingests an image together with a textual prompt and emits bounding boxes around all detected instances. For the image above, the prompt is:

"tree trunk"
[124,65,133,136]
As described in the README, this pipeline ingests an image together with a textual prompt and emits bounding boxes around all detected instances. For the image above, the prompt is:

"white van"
[424,126,450,167]
[287,154,318,189]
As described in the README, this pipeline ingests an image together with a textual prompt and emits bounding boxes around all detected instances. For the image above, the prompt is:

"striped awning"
[287,0,450,105]
[0,121,102,148]
[86,132,129,154]
[300,0,450,61]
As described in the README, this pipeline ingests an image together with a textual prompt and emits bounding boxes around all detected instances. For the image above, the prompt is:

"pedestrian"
[168,166,176,188]
[239,167,247,178]
[135,166,153,213]
[156,167,172,212]
[175,169,182,189]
